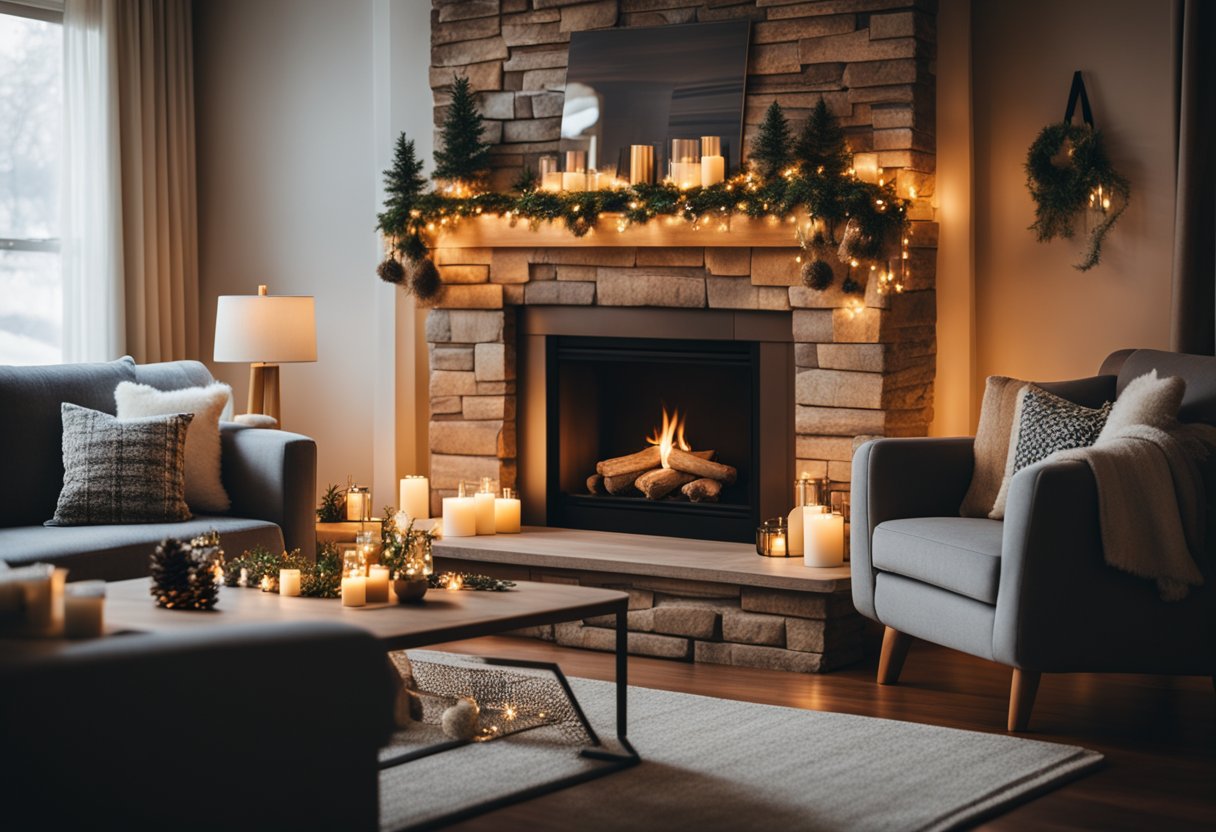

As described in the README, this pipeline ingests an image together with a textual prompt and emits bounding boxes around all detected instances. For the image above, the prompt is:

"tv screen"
[559,20,751,178]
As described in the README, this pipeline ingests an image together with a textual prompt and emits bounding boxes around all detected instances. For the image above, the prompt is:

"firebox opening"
[547,335,760,542]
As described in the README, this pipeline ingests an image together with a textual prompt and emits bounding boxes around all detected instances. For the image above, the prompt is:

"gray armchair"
[851,349,1216,731]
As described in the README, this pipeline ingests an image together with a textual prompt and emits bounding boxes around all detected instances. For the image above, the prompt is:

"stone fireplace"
[425,0,938,531]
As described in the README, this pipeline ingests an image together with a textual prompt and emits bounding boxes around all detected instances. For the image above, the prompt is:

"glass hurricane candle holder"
[355,529,378,566]
[756,517,790,557]
[345,482,372,523]
[342,547,367,578]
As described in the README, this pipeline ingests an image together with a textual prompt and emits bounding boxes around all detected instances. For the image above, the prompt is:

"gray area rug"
[381,652,1102,832]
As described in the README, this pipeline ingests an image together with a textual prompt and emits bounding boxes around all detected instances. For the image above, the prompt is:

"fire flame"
[646,406,691,469]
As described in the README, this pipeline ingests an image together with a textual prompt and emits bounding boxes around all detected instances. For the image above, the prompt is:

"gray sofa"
[851,349,1216,730]
[0,621,395,830]
[0,357,316,578]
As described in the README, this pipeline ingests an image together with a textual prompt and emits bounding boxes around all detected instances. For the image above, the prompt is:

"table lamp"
[213,285,316,427]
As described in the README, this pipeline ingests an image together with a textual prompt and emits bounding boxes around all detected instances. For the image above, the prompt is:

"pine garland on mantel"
[376,83,910,298]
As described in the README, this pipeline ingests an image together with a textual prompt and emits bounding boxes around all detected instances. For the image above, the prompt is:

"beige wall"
[195,0,432,505]
[935,0,1177,433]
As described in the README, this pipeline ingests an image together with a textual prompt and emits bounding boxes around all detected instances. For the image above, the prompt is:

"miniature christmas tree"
[796,98,850,179]
[749,101,791,180]
[433,74,491,186]
[376,134,427,238]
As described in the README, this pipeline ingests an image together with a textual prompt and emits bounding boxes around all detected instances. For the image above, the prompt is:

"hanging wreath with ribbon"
[1025,71,1130,271]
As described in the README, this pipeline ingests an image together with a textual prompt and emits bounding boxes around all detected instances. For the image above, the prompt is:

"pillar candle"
[474,491,497,535]
[341,576,367,607]
[399,476,429,520]
[561,171,586,192]
[495,489,521,534]
[700,156,725,187]
[63,581,105,639]
[442,496,478,537]
[630,145,654,185]
[804,513,845,567]
[852,152,879,184]
[366,566,390,603]
[541,171,563,192]
[279,569,301,597]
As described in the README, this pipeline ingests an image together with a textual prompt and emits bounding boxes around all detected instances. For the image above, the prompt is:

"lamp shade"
[213,292,317,363]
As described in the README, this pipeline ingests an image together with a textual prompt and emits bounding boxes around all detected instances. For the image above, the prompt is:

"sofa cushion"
[872,517,1004,605]
[0,357,138,527]
[115,381,233,513]
[0,517,283,581]
[49,404,194,526]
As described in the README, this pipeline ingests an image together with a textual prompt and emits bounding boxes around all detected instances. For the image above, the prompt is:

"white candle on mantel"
[495,488,521,534]
[474,478,497,535]
[852,152,879,184]
[341,576,367,607]
[279,569,301,597]
[701,156,724,187]
[399,476,429,521]
[367,565,390,603]
[64,581,105,639]
[804,513,845,567]
[442,494,478,538]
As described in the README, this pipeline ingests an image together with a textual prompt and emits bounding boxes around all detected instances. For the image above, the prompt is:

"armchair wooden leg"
[877,627,912,685]
[1008,669,1041,732]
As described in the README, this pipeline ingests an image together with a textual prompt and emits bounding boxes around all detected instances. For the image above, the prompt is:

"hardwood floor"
[426,634,1215,831]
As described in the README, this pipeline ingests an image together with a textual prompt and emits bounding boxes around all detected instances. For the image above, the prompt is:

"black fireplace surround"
[518,307,794,545]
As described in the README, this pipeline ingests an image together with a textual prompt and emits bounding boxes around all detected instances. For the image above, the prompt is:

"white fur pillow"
[1098,370,1185,443]
[115,381,232,512]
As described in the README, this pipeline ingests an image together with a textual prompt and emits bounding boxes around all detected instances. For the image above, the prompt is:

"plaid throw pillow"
[989,386,1112,520]
[47,404,194,526]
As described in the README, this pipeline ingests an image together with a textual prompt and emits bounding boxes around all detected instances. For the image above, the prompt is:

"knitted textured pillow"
[989,386,1112,520]
[115,381,232,512]
[47,404,193,526]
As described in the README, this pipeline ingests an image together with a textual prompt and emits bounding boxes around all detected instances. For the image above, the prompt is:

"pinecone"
[802,258,835,291]
[150,538,220,611]
[377,257,406,285]
[841,276,865,295]
[409,258,441,302]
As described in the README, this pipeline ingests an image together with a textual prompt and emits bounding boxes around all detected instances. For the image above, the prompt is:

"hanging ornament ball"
[441,697,481,740]
[377,257,406,285]
[409,258,442,301]
[802,258,835,291]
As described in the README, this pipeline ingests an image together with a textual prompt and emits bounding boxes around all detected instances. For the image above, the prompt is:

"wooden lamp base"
[247,362,282,427]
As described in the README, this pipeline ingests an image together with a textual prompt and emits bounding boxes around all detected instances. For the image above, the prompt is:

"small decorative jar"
[756,517,791,557]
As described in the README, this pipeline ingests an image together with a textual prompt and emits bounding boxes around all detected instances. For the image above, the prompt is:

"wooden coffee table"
[103,577,638,825]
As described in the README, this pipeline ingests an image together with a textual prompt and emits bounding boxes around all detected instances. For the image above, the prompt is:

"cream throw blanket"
[1046,423,1216,601]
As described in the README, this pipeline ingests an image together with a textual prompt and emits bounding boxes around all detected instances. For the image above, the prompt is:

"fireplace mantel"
[437,213,804,249]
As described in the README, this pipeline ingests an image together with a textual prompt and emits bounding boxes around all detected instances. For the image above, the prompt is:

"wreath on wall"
[1024,72,1130,271]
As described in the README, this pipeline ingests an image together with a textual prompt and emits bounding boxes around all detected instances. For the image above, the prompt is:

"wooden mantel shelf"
[436,213,802,249]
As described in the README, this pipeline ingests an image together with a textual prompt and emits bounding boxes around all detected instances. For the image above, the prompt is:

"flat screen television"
[559,20,751,178]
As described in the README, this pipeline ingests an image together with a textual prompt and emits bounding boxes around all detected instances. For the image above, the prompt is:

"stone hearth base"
[432,527,865,673]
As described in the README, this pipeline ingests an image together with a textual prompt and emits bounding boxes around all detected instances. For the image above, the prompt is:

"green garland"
[429,572,516,592]
[223,543,343,599]
[1026,122,1129,271]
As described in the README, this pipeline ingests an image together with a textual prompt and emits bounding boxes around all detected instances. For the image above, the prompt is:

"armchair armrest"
[993,459,1213,673]
[221,423,316,560]
[851,437,975,619]
[0,622,395,830]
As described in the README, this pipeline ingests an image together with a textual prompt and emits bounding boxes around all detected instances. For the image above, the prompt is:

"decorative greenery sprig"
[380,507,438,581]
[222,543,342,599]
[1026,122,1129,271]
[316,483,345,523]
[429,572,516,592]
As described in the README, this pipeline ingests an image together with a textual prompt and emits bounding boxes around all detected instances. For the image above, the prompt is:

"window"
[0,6,63,365]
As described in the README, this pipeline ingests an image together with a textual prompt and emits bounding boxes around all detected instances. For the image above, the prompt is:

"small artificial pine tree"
[796,98,850,179]
[749,101,791,180]
[432,75,491,186]
[376,134,427,239]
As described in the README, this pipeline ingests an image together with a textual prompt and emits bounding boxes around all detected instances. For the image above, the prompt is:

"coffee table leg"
[616,598,628,744]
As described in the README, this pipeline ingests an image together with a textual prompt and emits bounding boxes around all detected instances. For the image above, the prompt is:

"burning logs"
[587,449,733,502]
[682,478,722,502]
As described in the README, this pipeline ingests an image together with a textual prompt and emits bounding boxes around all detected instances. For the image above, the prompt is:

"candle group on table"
[443,478,523,537]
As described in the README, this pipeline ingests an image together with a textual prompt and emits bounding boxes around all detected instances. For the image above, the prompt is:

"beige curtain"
[116,0,199,362]
[1169,0,1216,356]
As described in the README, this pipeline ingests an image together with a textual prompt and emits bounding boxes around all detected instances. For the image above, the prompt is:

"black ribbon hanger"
[1063,70,1095,127]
